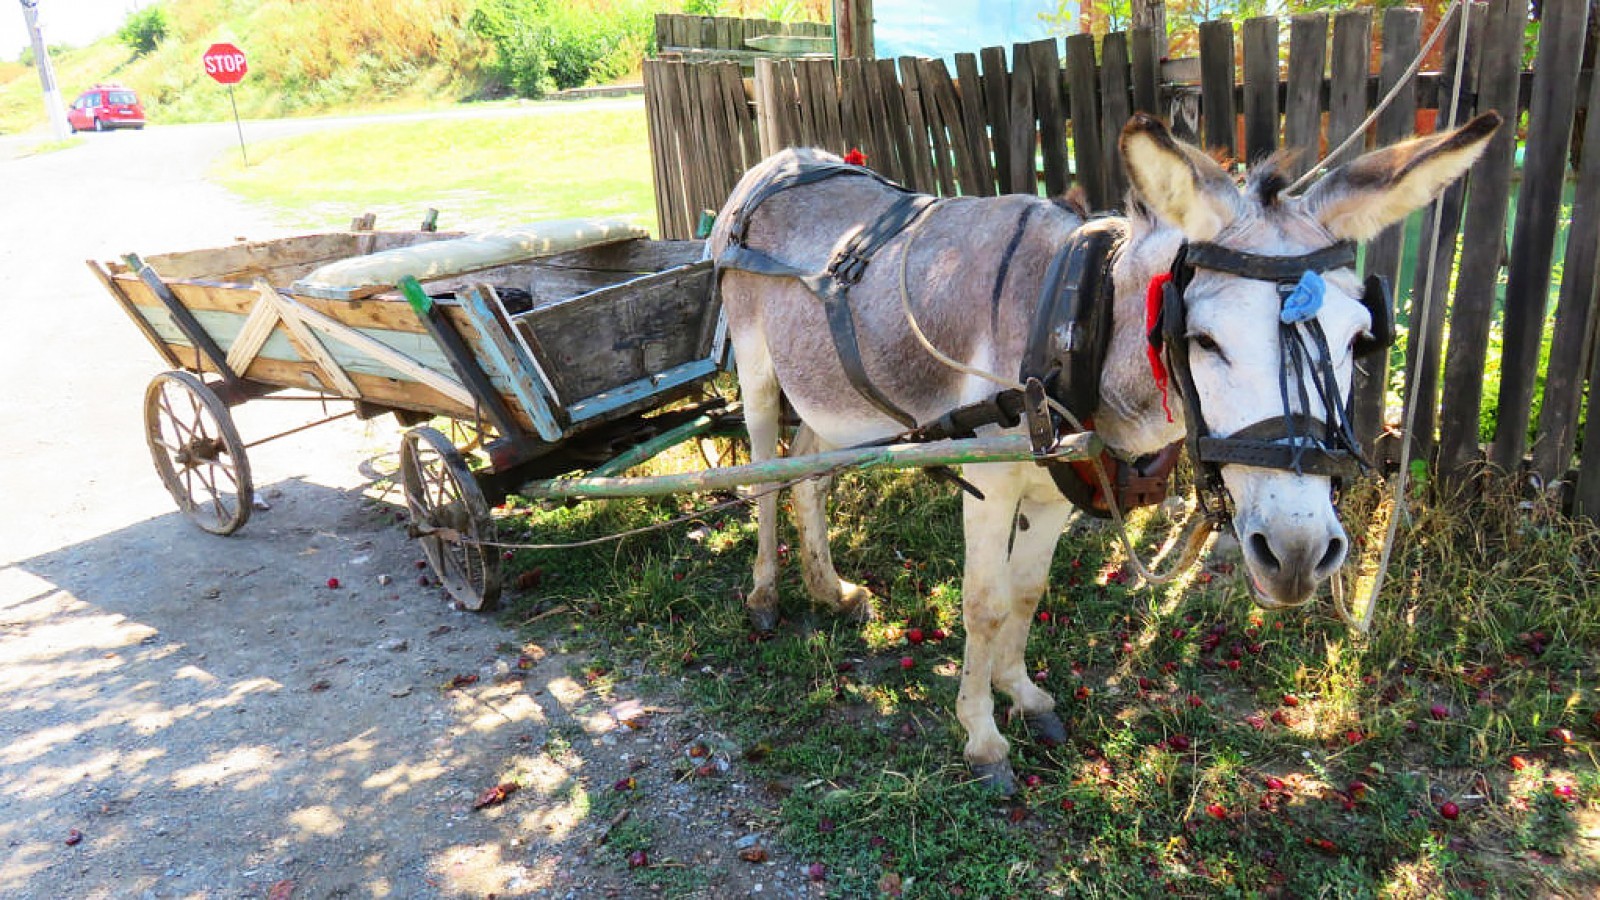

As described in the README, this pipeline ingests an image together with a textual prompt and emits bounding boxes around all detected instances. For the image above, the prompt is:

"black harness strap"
[716,161,937,429]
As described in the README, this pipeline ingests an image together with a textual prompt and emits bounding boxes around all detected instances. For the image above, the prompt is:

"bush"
[118,6,169,56]
[468,0,651,99]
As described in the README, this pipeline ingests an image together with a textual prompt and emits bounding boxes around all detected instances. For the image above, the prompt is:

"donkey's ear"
[1120,113,1240,241]
[1302,112,1502,242]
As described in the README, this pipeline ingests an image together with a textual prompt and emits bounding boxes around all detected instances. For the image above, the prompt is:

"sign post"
[19,0,70,140]
[202,43,249,165]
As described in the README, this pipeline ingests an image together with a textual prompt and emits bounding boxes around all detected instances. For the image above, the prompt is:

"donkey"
[710,112,1499,791]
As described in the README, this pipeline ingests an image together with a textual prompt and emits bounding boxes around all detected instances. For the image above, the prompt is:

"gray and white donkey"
[711,112,1498,791]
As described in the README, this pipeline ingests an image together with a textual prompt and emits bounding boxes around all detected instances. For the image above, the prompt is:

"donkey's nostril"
[1317,536,1345,573]
[1248,532,1281,573]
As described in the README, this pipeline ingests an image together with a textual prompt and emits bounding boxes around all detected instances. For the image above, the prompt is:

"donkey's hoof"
[839,583,877,622]
[745,586,779,633]
[970,760,1018,796]
[1023,710,1068,746]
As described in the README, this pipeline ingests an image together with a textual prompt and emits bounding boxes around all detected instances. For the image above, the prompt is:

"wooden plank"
[723,62,759,169]
[515,265,715,403]
[1128,27,1159,116]
[1099,31,1133,204]
[899,56,938,192]
[255,281,363,398]
[1007,41,1038,196]
[876,59,915,186]
[860,59,898,181]
[981,45,1013,193]
[809,59,846,153]
[655,13,670,51]
[1284,14,1328,181]
[920,58,971,196]
[1241,16,1279,165]
[839,57,870,161]
[1353,6,1421,452]
[1403,0,1486,465]
[694,63,733,204]
[87,259,182,368]
[954,52,997,196]
[283,295,475,407]
[1198,19,1237,161]
[1325,10,1371,170]
[673,63,712,237]
[642,62,678,239]
[753,58,781,158]
[1439,0,1525,484]
[224,289,282,375]
[141,233,362,281]
[1036,37,1072,200]
[773,60,803,149]
[1493,0,1588,472]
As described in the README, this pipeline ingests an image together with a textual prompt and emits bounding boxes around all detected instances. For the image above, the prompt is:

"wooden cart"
[95,215,1098,612]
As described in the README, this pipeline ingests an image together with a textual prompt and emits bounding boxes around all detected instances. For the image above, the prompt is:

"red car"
[67,85,145,132]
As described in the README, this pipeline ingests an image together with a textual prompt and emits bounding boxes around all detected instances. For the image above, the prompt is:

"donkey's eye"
[1191,333,1221,354]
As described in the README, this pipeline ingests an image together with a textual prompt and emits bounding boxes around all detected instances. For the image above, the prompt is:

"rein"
[1150,239,1389,525]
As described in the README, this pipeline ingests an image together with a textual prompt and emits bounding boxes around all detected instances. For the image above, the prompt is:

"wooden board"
[877,58,916,187]
[1007,41,1038,196]
[1128,27,1160,116]
[1492,0,1588,472]
[1036,37,1072,201]
[954,52,998,196]
[512,264,716,403]
[1352,6,1420,451]
[1325,10,1371,170]
[1098,32,1133,205]
[921,58,973,196]
[1241,16,1279,165]
[1198,20,1237,160]
[981,46,1013,194]
[898,56,938,193]
[1404,1,1486,464]
[1283,14,1327,179]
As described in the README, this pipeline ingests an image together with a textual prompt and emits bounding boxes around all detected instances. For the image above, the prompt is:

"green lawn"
[211,104,656,233]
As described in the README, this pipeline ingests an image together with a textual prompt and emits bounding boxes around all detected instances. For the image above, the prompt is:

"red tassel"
[843,148,867,166]
[1145,273,1175,424]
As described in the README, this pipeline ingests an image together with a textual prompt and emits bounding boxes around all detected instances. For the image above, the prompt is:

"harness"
[716,159,939,429]
[1148,239,1396,523]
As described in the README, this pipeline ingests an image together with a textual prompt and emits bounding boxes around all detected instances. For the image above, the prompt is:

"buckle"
[828,252,868,285]
[1023,377,1056,459]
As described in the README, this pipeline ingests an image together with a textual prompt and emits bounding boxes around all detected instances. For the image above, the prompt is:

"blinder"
[1149,239,1378,523]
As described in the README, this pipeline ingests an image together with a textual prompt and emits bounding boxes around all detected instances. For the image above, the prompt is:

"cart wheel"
[144,371,253,535]
[400,426,501,611]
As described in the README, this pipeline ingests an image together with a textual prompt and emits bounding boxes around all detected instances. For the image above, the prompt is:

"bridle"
[1149,239,1396,525]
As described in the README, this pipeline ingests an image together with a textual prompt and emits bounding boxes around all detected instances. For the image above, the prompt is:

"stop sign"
[203,43,248,85]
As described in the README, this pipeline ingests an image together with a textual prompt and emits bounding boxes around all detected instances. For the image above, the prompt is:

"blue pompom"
[1280,270,1325,324]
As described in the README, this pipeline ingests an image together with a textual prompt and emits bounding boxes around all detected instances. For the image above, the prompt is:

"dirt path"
[0,116,806,899]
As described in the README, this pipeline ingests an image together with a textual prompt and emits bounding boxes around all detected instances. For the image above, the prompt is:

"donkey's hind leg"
[790,425,875,621]
[738,338,785,632]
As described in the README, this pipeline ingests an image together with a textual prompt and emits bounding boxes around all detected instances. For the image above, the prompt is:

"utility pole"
[19,0,70,140]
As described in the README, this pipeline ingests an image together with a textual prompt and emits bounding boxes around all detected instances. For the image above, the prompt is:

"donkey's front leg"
[988,489,1075,747]
[955,463,1027,794]
[790,426,875,620]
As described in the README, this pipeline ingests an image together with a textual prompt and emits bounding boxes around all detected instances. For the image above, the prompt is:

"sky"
[3,0,153,60]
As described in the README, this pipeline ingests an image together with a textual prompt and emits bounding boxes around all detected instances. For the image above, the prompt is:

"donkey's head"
[1119,112,1500,607]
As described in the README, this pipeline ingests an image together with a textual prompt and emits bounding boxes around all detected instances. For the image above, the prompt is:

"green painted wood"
[589,412,723,477]
[521,432,1102,500]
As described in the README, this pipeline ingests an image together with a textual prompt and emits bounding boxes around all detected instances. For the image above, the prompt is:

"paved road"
[0,104,639,898]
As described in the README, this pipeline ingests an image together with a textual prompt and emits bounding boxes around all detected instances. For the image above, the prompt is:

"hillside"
[1,0,833,135]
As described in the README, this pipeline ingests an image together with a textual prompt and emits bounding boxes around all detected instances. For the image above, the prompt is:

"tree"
[118,6,168,56]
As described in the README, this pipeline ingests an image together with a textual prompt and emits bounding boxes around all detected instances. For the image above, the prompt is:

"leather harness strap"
[716,161,937,429]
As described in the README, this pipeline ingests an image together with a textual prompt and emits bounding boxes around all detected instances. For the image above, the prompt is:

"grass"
[488,438,1600,897]
[209,105,655,232]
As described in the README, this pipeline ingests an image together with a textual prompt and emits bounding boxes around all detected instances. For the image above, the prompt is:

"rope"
[1333,0,1472,634]
[894,219,1216,585]
[1287,0,1466,195]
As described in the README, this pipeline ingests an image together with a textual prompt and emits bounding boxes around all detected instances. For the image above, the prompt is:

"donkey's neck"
[1090,220,1189,459]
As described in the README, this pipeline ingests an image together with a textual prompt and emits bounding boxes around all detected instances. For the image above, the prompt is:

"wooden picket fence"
[654,13,831,58]
[643,0,1600,516]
